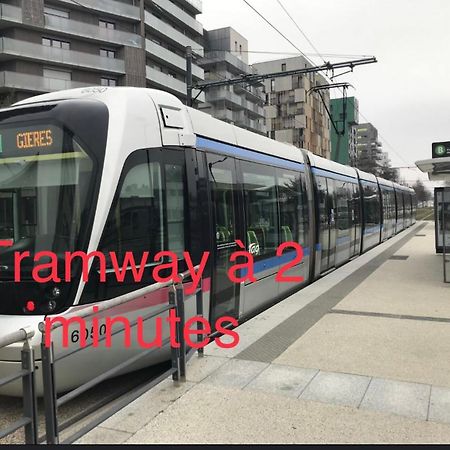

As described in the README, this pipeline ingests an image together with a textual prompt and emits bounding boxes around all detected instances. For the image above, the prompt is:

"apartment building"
[330,96,359,166]
[198,27,265,135]
[0,0,204,107]
[355,122,384,175]
[253,56,331,159]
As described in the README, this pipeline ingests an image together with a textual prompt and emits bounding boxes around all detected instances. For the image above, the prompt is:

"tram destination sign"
[0,124,63,159]
[432,141,450,159]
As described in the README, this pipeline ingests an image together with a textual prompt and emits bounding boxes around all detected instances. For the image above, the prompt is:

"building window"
[43,68,71,80]
[99,19,115,30]
[100,48,116,58]
[281,63,287,72]
[44,6,69,18]
[101,77,117,87]
[42,37,70,50]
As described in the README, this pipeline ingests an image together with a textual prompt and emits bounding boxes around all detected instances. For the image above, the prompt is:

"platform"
[78,221,450,444]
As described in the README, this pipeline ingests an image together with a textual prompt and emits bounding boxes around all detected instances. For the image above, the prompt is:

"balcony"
[214,108,234,122]
[146,65,186,95]
[146,39,203,80]
[206,88,245,108]
[0,71,92,93]
[44,14,141,48]
[201,51,249,74]
[54,0,139,20]
[0,4,22,27]
[144,12,203,57]
[146,66,205,102]
[0,38,125,74]
[151,0,203,36]
[181,0,202,14]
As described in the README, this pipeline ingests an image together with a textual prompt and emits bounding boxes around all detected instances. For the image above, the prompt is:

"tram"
[0,87,416,395]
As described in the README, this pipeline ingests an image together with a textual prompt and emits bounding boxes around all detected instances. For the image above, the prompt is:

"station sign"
[432,141,450,159]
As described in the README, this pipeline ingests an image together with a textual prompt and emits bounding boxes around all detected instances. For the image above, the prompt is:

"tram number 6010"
[71,325,107,344]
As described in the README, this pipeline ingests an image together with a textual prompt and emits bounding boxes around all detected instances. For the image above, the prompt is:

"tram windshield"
[0,100,108,315]
[0,123,94,259]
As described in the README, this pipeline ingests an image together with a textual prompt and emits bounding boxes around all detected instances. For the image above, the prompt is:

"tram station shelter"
[416,142,450,281]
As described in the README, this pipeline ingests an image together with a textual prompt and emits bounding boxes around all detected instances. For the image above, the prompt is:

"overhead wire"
[249,0,411,167]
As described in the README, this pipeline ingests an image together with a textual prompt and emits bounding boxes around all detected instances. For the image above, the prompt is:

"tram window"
[363,183,381,228]
[165,163,185,257]
[335,180,351,232]
[209,165,235,245]
[316,176,328,227]
[242,161,279,257]
[396,191,404,220]
[98,151,163,266]
[276,169,301,245]
[299,173,310,246]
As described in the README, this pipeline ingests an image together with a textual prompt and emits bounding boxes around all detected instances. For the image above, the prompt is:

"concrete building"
[330,96,359,166]
[0,0,205,107]
[355,122,384,175]
[197,27,265,135]
[252,56,331,159]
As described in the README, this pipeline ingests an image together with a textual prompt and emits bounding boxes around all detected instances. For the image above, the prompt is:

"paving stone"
[360,378,431,420]
[245,364,318,398]
[185,355,229,383]
[429,386,450,424]
[300,370,371,407]
[202,358,269,389]
[77,426,132,444]
[100,379,195,434]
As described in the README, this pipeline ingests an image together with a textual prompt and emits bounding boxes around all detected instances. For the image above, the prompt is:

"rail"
[0,327,38,444]
[39,267,204,444]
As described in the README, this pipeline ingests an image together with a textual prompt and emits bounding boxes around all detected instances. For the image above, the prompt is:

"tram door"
[327,179,337,269]
[206,153,242,324]
[316,176,337,273]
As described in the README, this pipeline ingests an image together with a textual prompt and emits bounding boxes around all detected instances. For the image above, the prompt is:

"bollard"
[196,282,205,357]
[175,282,186,381]
[169,289,181,382]
[21,341,37,445]
[41,339,59,444]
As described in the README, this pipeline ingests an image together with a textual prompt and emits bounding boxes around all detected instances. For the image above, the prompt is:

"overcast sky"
[199,0,450,186]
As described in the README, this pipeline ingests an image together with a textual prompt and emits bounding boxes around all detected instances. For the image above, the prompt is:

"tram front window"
[0,148,92,250]
[0,120,96,314]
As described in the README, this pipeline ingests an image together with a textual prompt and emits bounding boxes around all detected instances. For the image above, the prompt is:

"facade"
[252,56,331,159]
[197,27,265,135]
[0,0,205,107]
[330,96,359,166]
[355,122,384,175]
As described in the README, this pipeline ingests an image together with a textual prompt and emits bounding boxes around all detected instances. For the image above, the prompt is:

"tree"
[412,179,432,207]
[379,162,399,182]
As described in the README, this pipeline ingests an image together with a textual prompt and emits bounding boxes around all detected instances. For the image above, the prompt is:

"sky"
[199,0,450,187]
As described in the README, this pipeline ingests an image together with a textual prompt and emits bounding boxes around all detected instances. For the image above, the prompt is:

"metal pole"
[41,340,59,444]
[175,283,186,380]
[196,281,205,357]
[169,289,181,382]
[186,46,193,107]
[21,341,37,445]
[443,191,449,283]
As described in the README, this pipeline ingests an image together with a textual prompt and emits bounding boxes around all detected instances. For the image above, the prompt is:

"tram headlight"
[50,287,61,299]
[41,300,57,314]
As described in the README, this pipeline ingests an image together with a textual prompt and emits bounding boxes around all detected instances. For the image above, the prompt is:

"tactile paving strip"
[235,223,426,363]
